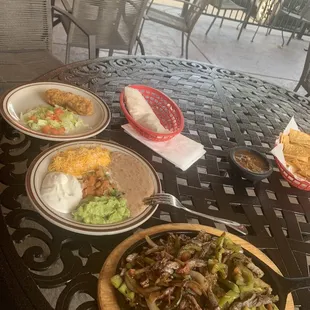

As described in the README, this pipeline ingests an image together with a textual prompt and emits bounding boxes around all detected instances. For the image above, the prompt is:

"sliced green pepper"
[224,237,242,253]
[179,243,202,253]
[144,257,155,265]
[111,274,123,289]
[239,284,264,295]
[219,278,240,293]
[216,248,225,263]
[229,252,246,262]
[254,278,271,289]
[218,290,239,308]
[217,233,226,248]
[119,283,135,301]
[211,263,228,279]
[208,258,219,266]
[234,265,254,286]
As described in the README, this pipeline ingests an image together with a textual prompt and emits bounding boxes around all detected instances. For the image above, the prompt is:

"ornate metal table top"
[0,56,309,310]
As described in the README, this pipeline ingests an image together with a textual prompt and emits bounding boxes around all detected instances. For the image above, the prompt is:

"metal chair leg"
[237,19,247,40]
[267,6,281,36]
[185,34,190,59]
[65,44,70,64]
[238,0,256,40]
[294,82,301,92]
[181,32,185,56]
[136,37,145,55]
[205,15,217,35]
[251,25,261,42]
[135,18,146,55]
[88,35,96,59]
[287,18,300,45]
[287,32,294,45]
[220,10,226,28]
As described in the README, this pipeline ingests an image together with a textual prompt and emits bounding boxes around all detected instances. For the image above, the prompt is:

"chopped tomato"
[50,128,60,135]
[46,114,60,121]
[58,127,65,134]
[41,125,51,134]
[29,115,37,122]
[233,266,241,275]
[54,108,64,115]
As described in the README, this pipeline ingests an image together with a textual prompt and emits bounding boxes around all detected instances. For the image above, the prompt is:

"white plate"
[25,140,161,235]
[0,82,111,141]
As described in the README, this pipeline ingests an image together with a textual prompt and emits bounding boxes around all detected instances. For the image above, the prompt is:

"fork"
[143,193,248,235]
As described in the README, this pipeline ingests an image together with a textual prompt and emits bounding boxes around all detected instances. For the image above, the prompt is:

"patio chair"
[267,0,310,45]
[58,0,148,63]
[138,0,210,59]
[286,3,310,45]
[0,0,95,93]
[295,42,310,95]
[205,0,248,36]
[237,0,280,41]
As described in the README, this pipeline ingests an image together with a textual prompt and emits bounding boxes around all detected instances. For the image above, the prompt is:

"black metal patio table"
[0,56,309,309]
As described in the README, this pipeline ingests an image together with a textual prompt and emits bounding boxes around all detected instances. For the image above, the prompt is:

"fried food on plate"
[281,128,310,180]
[45,89,94,116]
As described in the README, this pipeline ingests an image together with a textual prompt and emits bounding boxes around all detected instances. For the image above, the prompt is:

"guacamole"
[72,196,130,224]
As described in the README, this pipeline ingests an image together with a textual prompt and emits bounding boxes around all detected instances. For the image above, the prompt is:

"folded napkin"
[122,124,206,171]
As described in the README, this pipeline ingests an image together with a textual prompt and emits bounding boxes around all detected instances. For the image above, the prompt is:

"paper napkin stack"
[122,124,206,171]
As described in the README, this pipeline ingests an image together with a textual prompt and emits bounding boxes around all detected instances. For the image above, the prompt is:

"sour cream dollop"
[41,172,82,213]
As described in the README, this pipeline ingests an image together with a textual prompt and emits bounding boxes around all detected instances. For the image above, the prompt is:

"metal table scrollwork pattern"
[0,56,309,309]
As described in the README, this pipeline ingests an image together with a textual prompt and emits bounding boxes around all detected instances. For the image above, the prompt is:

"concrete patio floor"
[52,2,310,95]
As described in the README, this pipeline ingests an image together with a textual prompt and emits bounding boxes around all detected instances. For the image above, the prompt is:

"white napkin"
[122,124,206,171]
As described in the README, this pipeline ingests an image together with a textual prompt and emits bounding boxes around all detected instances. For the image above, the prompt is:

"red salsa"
[234,150,268,173]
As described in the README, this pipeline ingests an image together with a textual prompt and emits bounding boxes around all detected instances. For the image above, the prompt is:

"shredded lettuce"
[21,105,87,133]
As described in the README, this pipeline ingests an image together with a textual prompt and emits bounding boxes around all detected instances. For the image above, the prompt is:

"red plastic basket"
[275,142,310,191]
[120,85,184,142]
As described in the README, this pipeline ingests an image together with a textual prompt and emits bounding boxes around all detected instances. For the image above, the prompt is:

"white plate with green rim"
[0,82,111,141]
[25,140,161,235]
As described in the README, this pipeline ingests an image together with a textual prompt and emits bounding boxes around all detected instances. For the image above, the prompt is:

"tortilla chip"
[279,133,284,144]
[286,157,310,180]
[282,135,290,146]
[289,129,310,148]
[283,142,310,162]
[285,154,308,164]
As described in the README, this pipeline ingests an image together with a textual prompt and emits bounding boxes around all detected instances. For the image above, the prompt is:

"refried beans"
[109,152,155,217]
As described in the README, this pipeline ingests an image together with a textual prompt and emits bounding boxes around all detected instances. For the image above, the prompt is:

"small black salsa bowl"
[228,146,273,183]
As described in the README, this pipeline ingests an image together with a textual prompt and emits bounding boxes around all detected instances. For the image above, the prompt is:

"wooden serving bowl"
[98,223,294,310]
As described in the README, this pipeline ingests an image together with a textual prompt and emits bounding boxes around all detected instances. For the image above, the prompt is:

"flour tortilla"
[124,86,170,133]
